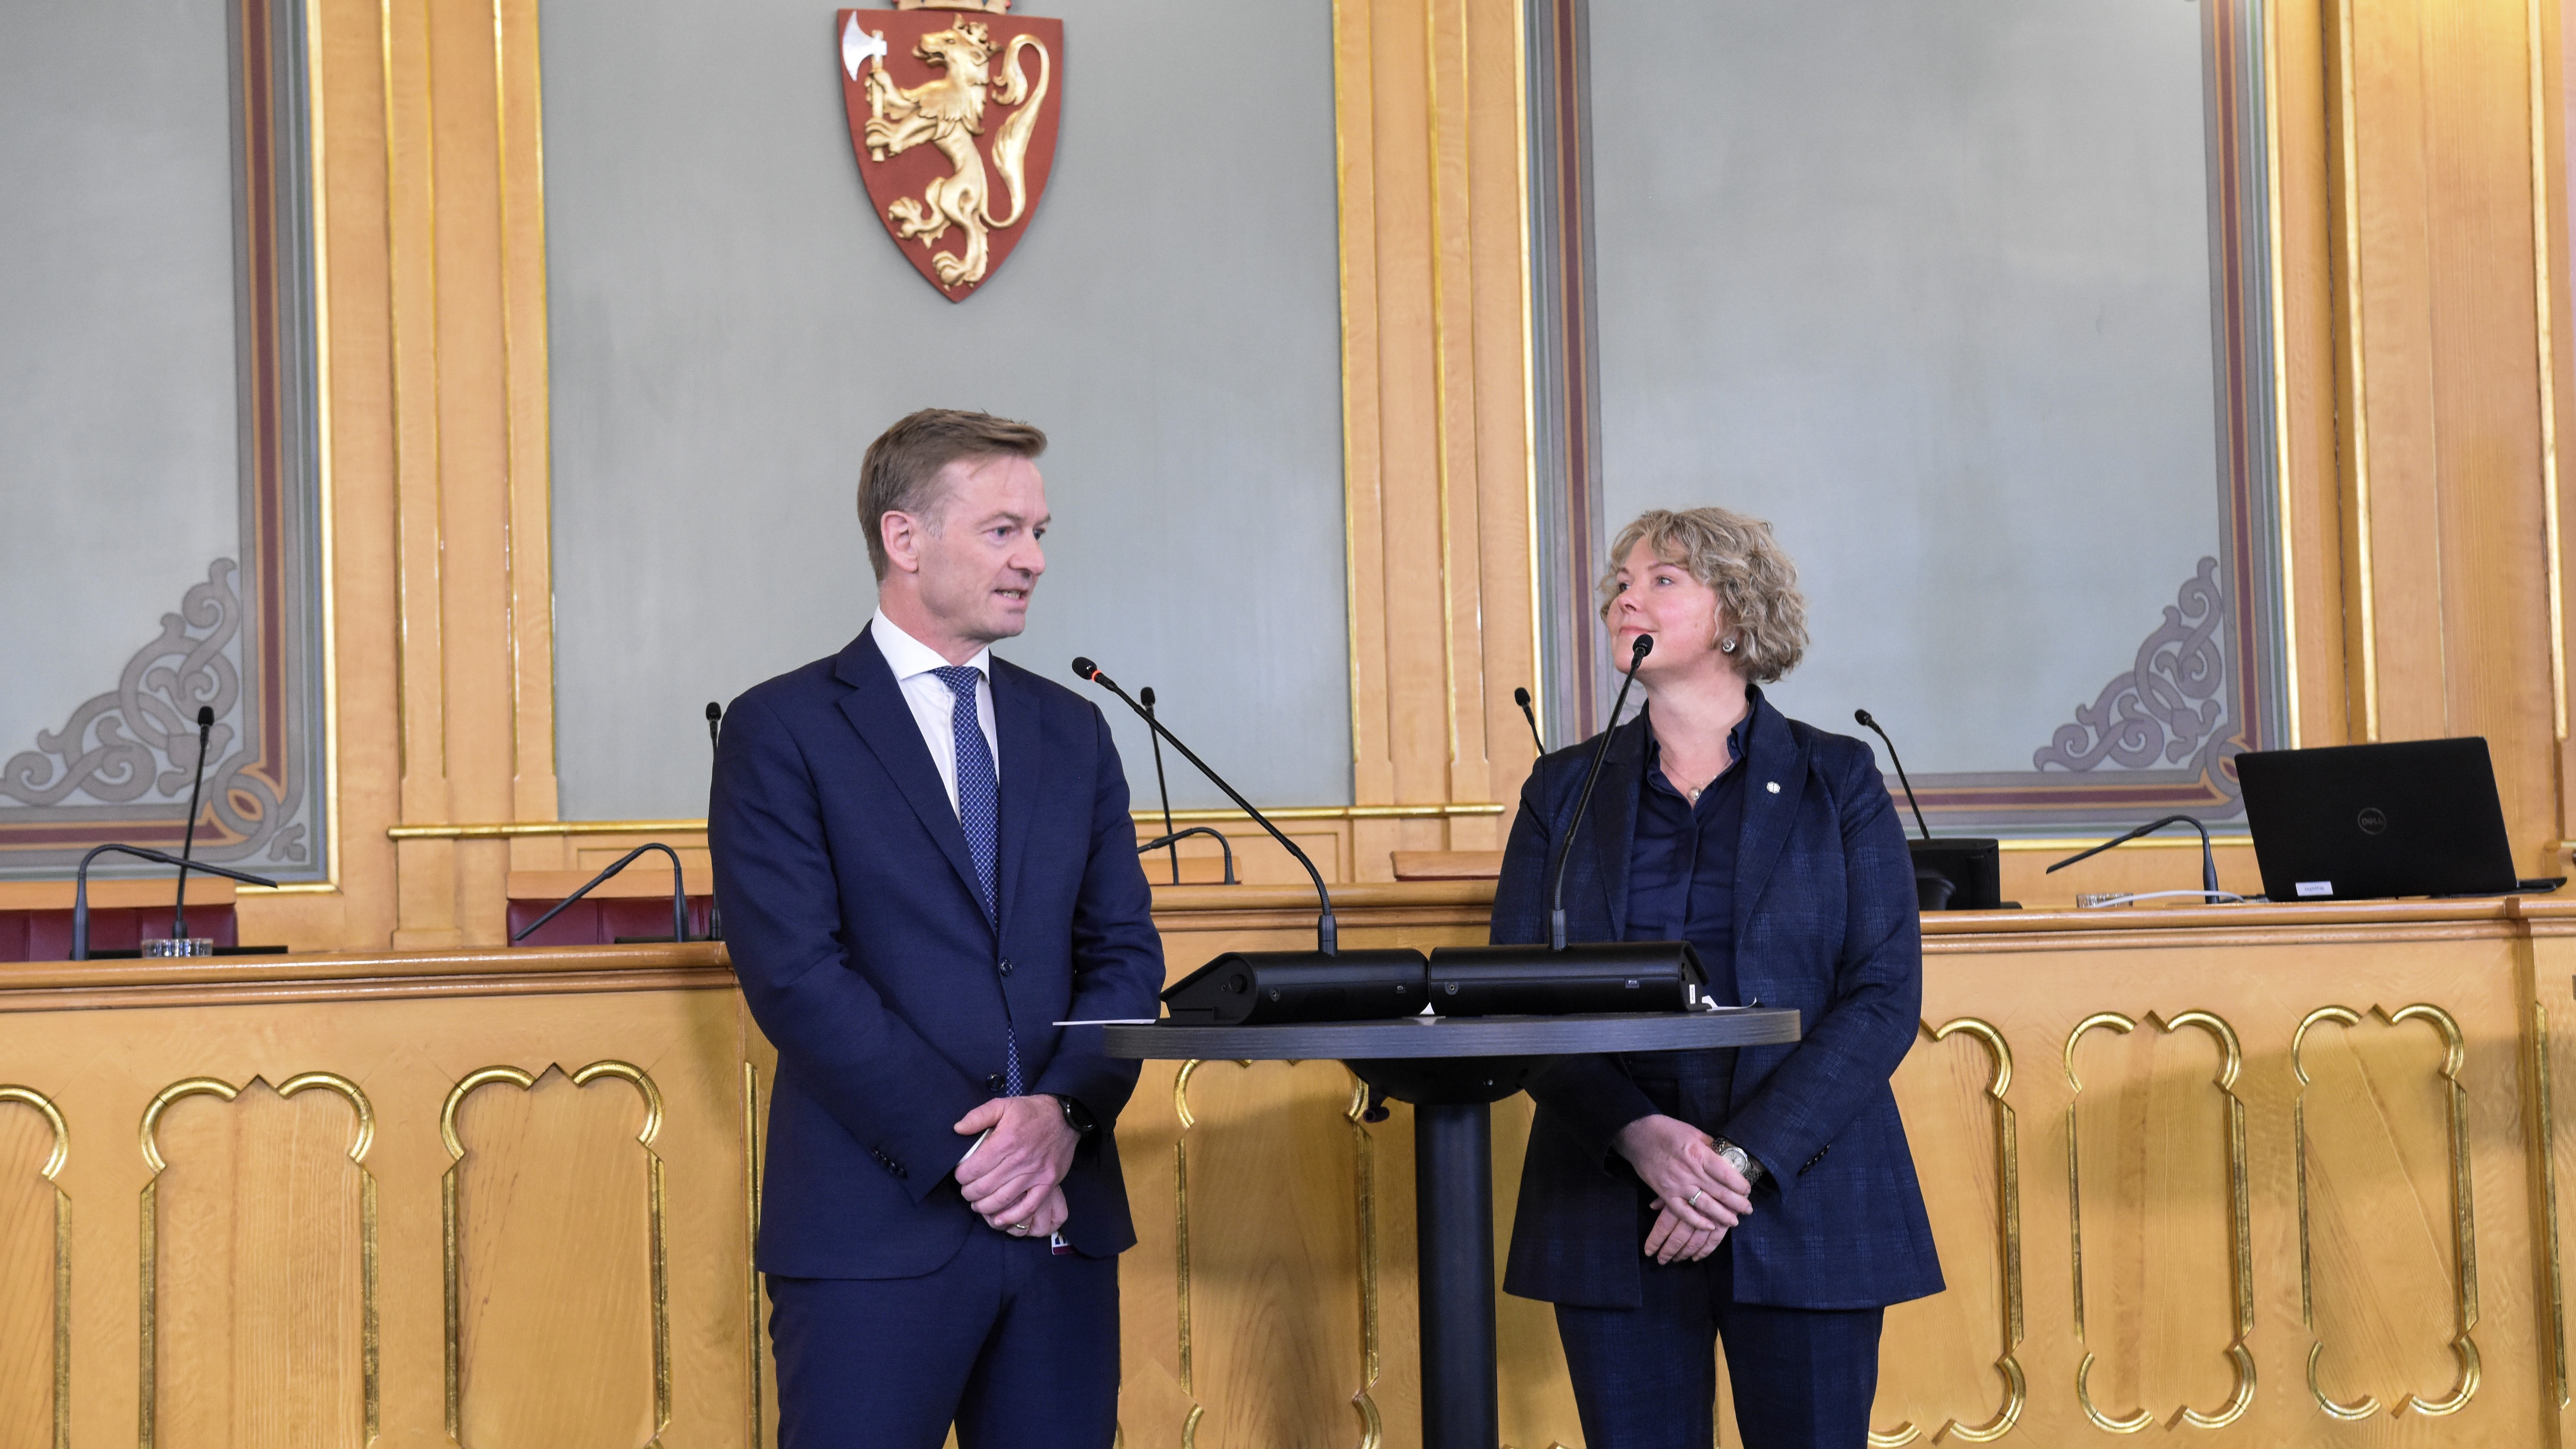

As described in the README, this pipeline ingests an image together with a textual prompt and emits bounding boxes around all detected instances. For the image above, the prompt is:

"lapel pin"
[1766,781,1780,793]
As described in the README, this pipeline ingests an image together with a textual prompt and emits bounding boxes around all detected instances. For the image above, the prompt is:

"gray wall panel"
[543,0,1350,817]
[1590,0,2224,773]
[0,0,241,759]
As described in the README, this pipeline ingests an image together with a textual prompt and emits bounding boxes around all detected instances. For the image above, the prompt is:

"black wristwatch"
[1050,1093,1098,1138]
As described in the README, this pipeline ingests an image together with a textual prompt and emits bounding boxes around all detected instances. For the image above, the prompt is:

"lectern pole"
[1414,1100,1499,1449]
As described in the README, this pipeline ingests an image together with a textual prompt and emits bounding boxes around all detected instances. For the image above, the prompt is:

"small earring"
[1720,636,1739,654]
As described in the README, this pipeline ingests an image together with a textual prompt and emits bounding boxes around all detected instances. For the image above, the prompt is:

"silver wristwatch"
[1713,1137,1766,1187]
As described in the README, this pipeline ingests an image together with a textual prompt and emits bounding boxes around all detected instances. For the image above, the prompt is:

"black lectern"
[1106,1009,1801,1449]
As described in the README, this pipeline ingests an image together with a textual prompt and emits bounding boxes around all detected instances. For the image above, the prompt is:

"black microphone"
[1075,657,1339,953]
[1138,824,1235,884]
[1514,687,1546,755]
[1853,709,1930,841]
[173,704,216,941]
[75,844,276,961]
[513,842,690,945]
[1140,686,1180,886]
[1420,633,1706,1016]
[704,703,725,940]
[1546,634,1653,950]
[2047,813,2222,902]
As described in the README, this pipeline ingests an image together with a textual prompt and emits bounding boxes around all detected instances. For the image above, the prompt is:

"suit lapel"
[1585,714,1649,938]
[1734,693,1809,948]
[832,627,985,916]
[992,660,1044,934]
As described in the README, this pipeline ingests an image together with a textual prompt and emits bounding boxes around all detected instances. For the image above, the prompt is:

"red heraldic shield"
[837,6,1063,301]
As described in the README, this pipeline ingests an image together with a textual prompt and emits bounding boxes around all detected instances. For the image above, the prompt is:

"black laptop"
[2236,738,2524,901]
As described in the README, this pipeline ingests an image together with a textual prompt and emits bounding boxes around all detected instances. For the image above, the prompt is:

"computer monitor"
[2236,738,2519,901]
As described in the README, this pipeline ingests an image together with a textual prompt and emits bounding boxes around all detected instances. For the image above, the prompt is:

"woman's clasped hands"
[1612,1112,1754,1265]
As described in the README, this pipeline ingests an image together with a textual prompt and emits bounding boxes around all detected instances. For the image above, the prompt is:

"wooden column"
[1337,0,1543,883]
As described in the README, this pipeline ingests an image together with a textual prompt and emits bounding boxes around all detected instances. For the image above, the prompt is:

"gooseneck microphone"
[173,705,216,940]
[1074,657,1339,953]
[74,844,276,962]
[513,841,692,945]
[704,703,726,940]
[1853,708,1930,841]
[1514,687,1546,755]
[1546,634,1653,951]
[1140,686,1180,885]
[2047,813,2222,902]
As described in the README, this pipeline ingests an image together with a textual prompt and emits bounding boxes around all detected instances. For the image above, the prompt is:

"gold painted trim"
[0,1085,71,1449]
[2260,0,2300,747]
[2537,1001,2568,1407]
[1423,0,1461,772]
[2062,1011,2254,1432]
[1513,0,1543,749]
[1345,1071,1384,1448]
[1172,1059,1207,1449]
[1938,1019,2025,1443]
[386,803,1515,840]
[138,1074,377,1448]
[2534,0,2572,741]
[2333,0,2379,738]
[440,1061,674,1445]
[304,0,342,889]
[1331,0,1367,774]
[137,1077,234,1449]
[743,1060,765,1448]
[2292,1004,2483,1418]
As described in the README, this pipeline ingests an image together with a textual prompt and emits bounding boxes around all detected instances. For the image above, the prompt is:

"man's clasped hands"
[952,1095,1081,1239]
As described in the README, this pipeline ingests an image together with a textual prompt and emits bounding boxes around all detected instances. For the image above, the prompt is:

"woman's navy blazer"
[1495,691,1945,1311]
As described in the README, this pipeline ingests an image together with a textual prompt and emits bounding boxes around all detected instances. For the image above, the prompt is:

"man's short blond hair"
[1599,507,1809,683]
[857,408,1049,579]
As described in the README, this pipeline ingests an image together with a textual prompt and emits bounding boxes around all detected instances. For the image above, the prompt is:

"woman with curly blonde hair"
[1492,507,1941,1448]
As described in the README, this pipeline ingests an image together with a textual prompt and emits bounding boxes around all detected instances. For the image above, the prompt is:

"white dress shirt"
[869,610,999,815]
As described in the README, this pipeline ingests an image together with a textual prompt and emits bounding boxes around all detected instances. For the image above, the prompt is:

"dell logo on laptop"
[2357,807,2389,836]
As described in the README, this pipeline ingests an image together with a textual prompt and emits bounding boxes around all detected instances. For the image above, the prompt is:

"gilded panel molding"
[1871,1018,2026,1448]
[742,1061,765,1449]
[1171,1059,1214,1449]
[440,1060,672,1447]
[2062,1010,2255,1434]
[2293,1003,2482,1419]
[136,1072,378,1449]
[0,1084,70,1449]
[1343,1070,1384,1449]
[2535,1001,2568,1409]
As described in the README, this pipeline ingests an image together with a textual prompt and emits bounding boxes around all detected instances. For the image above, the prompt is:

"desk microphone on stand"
[513,842,691,946]
[2047,814,2226,903]
[170,705,216,947]
[73,844,275,961]
[1513,687,1545,755]
[1076,656,1425,1024]
[1140,686,1181,885]
[1854,708,2004,911]
[1423,634,1706,1014]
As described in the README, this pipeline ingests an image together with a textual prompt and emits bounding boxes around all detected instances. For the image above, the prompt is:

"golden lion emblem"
[860,21,1051,290]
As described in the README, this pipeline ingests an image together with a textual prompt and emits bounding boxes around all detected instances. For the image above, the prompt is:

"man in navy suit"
[709,408,1163,1449]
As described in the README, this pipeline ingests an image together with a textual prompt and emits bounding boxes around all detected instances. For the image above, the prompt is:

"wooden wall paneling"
[445,1065,661,1447]
[144,1078,371,1448]
[2274,0,2352,747]
[2335,0,2561,871]
[2531,916,2576,1444]
[0,1088,67,1447]
[2063,1013,2247,1429]
[2537,0,2576,854]
[1870,1022,2024,1444]
[2293,1005,2481,1417]
[494,0,557,838]
[1336,0,1539,884]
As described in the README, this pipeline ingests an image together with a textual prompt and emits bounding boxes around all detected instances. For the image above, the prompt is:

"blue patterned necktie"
[933,665,1019,1095]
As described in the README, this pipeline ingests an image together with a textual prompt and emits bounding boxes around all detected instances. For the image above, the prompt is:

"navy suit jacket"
[1496,693,1944,1310]
[709,626,1165,1278]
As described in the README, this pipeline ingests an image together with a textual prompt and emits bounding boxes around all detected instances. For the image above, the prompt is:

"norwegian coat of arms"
[837,0,1063,301]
